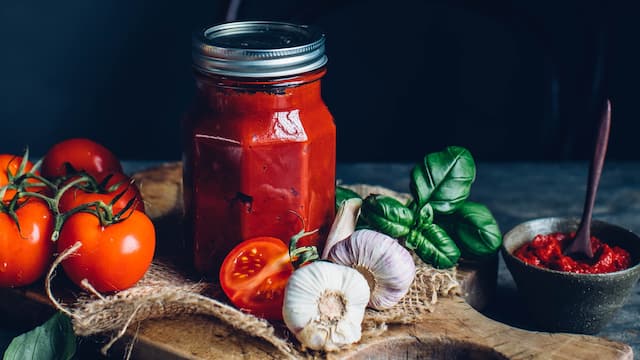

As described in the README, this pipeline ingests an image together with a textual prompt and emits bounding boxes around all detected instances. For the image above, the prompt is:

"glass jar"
[184,21,336,276]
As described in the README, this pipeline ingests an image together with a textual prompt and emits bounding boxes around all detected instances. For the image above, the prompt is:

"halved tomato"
[219,237,293,320]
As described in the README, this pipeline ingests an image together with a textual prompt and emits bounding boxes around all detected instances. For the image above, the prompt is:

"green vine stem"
[286,210,320,269]
[289,228,320,269]
[14,173,138,242]
[1,149,55,196]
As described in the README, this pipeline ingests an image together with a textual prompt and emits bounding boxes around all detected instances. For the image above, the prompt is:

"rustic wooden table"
[1,161,639,358]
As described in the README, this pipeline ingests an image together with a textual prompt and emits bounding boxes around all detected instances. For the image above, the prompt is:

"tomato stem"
[16,191,54,207]
[54,176,94,206]
[284,209,321,268]
[289,228,319,269]
[48,174,140,241]
[0,185,7,202]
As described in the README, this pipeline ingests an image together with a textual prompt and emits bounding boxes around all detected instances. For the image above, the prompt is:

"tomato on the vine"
[41,138,123,180]
[219,236,294,320]
[58,172,145,214]
[57,210,155,292]
[0,154,42,201]
[0,198,54,287]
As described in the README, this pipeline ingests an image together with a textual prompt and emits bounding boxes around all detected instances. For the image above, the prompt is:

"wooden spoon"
[565,99,612,258]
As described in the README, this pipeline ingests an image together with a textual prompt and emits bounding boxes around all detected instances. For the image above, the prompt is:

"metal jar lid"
[192,21,327,78]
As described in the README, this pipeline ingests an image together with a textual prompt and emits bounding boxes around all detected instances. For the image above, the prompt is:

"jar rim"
[192,21,328,78]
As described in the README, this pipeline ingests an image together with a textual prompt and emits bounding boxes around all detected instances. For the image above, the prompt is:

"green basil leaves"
[437,202,502,258]
[360,195,414,238]
[346,146,502,269]
[405,224,461,269]
[410,146,475,214]
[3,312,76,360]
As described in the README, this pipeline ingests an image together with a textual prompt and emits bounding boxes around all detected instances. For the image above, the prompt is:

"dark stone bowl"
[501,217,640,334]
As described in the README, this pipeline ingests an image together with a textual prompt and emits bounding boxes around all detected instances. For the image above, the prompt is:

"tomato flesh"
[220,237,293,320]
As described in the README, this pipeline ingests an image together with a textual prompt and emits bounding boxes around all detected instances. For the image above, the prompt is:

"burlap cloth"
[46,183,461,359]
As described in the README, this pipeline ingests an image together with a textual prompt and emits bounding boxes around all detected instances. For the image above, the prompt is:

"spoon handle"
[571,100,612,258]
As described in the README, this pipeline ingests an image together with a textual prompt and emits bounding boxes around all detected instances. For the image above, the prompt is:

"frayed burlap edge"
[45,184,460,359]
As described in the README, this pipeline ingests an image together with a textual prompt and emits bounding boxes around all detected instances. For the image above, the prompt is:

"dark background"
[1,0,638,163]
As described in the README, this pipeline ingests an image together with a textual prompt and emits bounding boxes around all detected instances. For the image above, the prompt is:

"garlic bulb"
[282,261,370,352]
[322,197,362,259]
[328,229,415,310]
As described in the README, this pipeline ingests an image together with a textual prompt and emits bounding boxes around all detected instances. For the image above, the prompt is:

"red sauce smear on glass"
[514,232,632,274]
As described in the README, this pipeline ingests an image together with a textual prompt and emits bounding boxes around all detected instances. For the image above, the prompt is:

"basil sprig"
[361,197,461,268]
[341,146,502,269]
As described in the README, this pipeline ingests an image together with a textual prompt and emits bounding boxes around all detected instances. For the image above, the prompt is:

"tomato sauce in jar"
[184,22,336,276]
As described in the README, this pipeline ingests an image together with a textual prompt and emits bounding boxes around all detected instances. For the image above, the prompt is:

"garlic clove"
[328,229,415,310]
[282,261,370,352]
[322,197,362,259]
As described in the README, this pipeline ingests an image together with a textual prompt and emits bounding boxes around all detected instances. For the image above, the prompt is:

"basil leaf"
[437,201,502,258]
[3,312,76,360]
[405,224,460,269]
[335,186,362,210]
[360,194,414,238]
[413,203,434,231]
[410,146,476,214]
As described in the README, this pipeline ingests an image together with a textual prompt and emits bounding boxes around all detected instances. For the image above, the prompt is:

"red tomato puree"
[183,70,335,276]
[514,232,631,274]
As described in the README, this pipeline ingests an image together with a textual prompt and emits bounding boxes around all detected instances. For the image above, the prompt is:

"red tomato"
[219,237,294,320]
[57,210,155,292]
[41,138,123,180]
[0,198,55,287]
[59,172,145,214]
[0,154,42,201]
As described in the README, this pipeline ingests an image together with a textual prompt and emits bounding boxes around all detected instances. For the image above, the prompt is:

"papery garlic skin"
[322,197,362,259]
[328,229,415,310]
[282,261,370,352]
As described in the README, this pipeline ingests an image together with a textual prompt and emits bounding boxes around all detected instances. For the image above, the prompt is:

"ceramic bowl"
[501,217,640,334]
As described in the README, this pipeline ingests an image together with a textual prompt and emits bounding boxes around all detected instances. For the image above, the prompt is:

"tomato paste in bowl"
[514,231,632,274]
[501,217,640,334]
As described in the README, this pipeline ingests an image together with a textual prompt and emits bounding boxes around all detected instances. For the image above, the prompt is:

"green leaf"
[404,224,460,269]
[335,186,362,210]
[3,312,76,360]
[360,194,415,238]
[437,201,502,258]
[410,146,476,214]
[413,203,434,231]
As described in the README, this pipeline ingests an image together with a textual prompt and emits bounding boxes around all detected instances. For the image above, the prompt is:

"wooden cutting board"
[0,162,633,359]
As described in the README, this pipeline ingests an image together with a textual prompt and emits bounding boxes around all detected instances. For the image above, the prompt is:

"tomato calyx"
[4,171,141,242]
[284,210,321,268]
[0,149,56,234]
[48,175,140,241]
[57,171,137,203]
[289,227,320,268]
[0,148,55,199]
